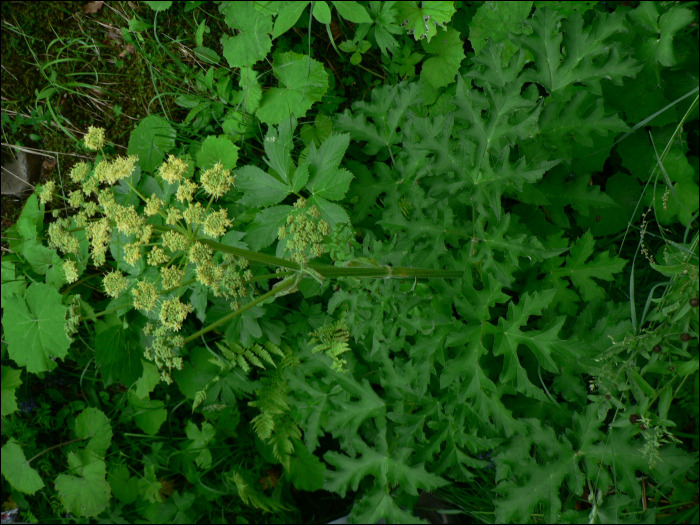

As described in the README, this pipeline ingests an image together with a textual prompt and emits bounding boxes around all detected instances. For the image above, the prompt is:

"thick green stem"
[182,278,295,344]
[152,225,464,280]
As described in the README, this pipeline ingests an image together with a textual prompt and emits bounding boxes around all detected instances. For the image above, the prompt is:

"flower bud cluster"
[103,270,128,298]
[38,181,56,204]
[277,199,331,264]
[143,323,185,385]
[203,208,233,238]
[220,254,254,307]
[200,162,235,199]
[48,218,79,255]
[64,295,82,342]
[84,126,105,151]
[157,155,189,184]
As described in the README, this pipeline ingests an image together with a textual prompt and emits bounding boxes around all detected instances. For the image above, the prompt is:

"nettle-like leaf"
[546,230,628,303]
[3,282,71,374]
[324,428,449,510]
[256,51,329,125]
[468,1,533,64]
[629,2,695,67]
[336,81,423,155]
[394,1,456,42]
[536,89,629,158]
[517,8,642,96]
[222,2,272,68]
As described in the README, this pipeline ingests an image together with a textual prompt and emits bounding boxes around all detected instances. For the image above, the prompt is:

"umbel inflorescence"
[43,127,264,384]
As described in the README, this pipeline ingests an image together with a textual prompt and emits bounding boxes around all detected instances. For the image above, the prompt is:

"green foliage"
[2,2,699,524]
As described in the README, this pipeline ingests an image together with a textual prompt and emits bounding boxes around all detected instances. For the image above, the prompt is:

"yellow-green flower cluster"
[176,179,198,203]
[203,208,233,238]
[64,295,82,342]
[123,243,141,266]
[158,155,188,184]
[220,254,254,303]
[114,204,145,236]
[103,270,128,298]
[69,162,90,183]
[147,246,169,267]
[143,324,185,385]
[188,242,213,265]
[183,202,205,227]
[277,201,330,264]
[68,190,83,208]
[144,193,164,217]
[84,126,106,151]
[132,280,159,312]
[96,155,139,185]
[195,260,225,293]
[162,231,189,252]
[200,162,235,199]
[38,181,56,205]
[86,218,111,266]
[166,207,183,226]
[63,260,79,284]
[48,218,79,254]
[159,297,193,331]
[161,265,184,290]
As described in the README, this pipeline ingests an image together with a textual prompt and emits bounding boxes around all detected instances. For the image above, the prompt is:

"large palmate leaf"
[3,282,71,373]
[222,2,272,67]
[257,52,329,125]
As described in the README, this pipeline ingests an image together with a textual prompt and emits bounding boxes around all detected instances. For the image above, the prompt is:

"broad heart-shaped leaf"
[127,115,176,173]
[237,66,262,114]
[420,27,465,88]
[256,52,329,125]
[516,8,642,96]
[394,1,456,43]
[324,428,450,521]
[196,135,239,170]
[272,1,310,39]
[55,449,111,518]
[0,439,45,494]
[75,407,113,458]
[549,230,628,302]
[1,366,22,416]
[94,321,144,388]
[222,2,272,67]
[305,133,353,200]
[236,165,291,207]
[3,282,71,373]
[16,193,43,242]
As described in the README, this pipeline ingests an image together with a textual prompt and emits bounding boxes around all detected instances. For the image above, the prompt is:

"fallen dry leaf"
[83,1,104,14]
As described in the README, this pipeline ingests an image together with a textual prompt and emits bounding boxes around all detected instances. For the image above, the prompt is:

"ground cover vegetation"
[1,1,698,523]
